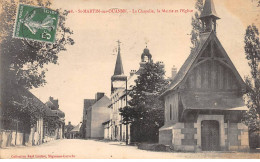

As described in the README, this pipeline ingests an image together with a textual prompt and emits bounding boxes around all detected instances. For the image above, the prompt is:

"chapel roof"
[160,31,246,98]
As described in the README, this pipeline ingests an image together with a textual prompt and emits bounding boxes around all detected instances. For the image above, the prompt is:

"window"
[144,56,148,62]
[170,104,172,120]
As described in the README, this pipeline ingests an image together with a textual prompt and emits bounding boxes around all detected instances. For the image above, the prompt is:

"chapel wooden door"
[201,120,220,151]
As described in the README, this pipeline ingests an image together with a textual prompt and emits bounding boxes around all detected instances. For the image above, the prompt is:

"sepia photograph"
[0,0,260,159]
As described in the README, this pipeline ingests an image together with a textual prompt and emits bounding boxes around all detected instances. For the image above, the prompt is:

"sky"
[30,0,260,125]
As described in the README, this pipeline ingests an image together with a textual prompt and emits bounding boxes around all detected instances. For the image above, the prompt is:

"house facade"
[0,80,64,148]
[1,82,45,147]
[66,122,81,139]
[81,99,96,138]
[44,97,65,142]
[82,93,111,139]
[159,0,249,151]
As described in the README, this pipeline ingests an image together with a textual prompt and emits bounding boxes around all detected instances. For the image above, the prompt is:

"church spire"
[111,40,127,93]
[113,40,124,75]
[199,0,220,33]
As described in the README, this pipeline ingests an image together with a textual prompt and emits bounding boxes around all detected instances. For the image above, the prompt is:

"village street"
[1,139,259,159]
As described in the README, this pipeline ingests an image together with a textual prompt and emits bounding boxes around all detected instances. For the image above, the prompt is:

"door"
[201,120,220,151]
[120,124,122,141]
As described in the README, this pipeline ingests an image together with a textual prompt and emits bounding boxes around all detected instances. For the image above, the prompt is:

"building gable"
[92,95,111,108]
[184,33,246,92]
[160,31,246,98]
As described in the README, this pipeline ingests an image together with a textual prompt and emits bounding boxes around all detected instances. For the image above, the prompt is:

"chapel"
[159,0,249,151]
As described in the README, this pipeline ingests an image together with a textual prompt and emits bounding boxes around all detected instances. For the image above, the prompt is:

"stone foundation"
[227,123,249,151]
[159,116,249,152]
[158,129,172,146]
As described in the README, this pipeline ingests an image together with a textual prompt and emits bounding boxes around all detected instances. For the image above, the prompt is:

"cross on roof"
[145,40,149,48]
[117,40,121,48]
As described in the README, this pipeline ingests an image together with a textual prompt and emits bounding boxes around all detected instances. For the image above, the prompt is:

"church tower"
[111,40,127,93]
[199,0,220,33]
[136,45,153,74]
[140,46,152,67]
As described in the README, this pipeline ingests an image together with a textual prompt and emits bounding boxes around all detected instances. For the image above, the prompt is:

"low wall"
[0,130,28,148]
[159,129,172,146]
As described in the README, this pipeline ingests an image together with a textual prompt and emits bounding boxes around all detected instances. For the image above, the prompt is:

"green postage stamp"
[13,4,59,43]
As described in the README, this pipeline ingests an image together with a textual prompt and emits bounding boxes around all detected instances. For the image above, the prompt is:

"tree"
[119,62,169,143]
[0,0,74,89]
[243,24,260,132]
[0,0,74,126]
[190,0,203,52]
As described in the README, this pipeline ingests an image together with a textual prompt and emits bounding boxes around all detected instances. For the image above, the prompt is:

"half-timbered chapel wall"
[165,93,179,124]
[184,41,241,94]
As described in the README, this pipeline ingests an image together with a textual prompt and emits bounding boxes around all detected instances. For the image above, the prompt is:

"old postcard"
[0,0,260,159]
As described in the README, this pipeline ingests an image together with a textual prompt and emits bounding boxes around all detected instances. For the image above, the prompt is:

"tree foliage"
[0,0,74,89]
[0,0,74,126]
[243,24,260,132]
[119,62,169,143]
[190,0,203,52]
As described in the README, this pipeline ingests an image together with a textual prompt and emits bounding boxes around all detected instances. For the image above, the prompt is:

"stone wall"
[171,123,196,152]
[159,129,172,146]
[0,130,28,148]
[181,123,197,147]
[159,120,249,152]
[226,123,249,151]
[0,118,47,148]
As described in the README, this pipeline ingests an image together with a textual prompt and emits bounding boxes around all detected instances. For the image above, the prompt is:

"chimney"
[68,121,71,125]
[95,92,105,101]
[172,65,177,79]
[130,70,136,76]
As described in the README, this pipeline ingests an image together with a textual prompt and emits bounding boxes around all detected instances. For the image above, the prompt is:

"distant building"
[82,93,111,139]
[159,0,249,151]
[44,96,65,141]
[65,122,81,139]
[64,121,75,139]
[81,99,95,138]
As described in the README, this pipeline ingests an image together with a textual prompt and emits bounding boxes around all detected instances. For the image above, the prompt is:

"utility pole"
[125,78,128,145]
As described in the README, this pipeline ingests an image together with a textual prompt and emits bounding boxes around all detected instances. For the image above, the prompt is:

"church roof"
[160,31,246,98]
[113,49,124,76]
[199,0,220,19]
